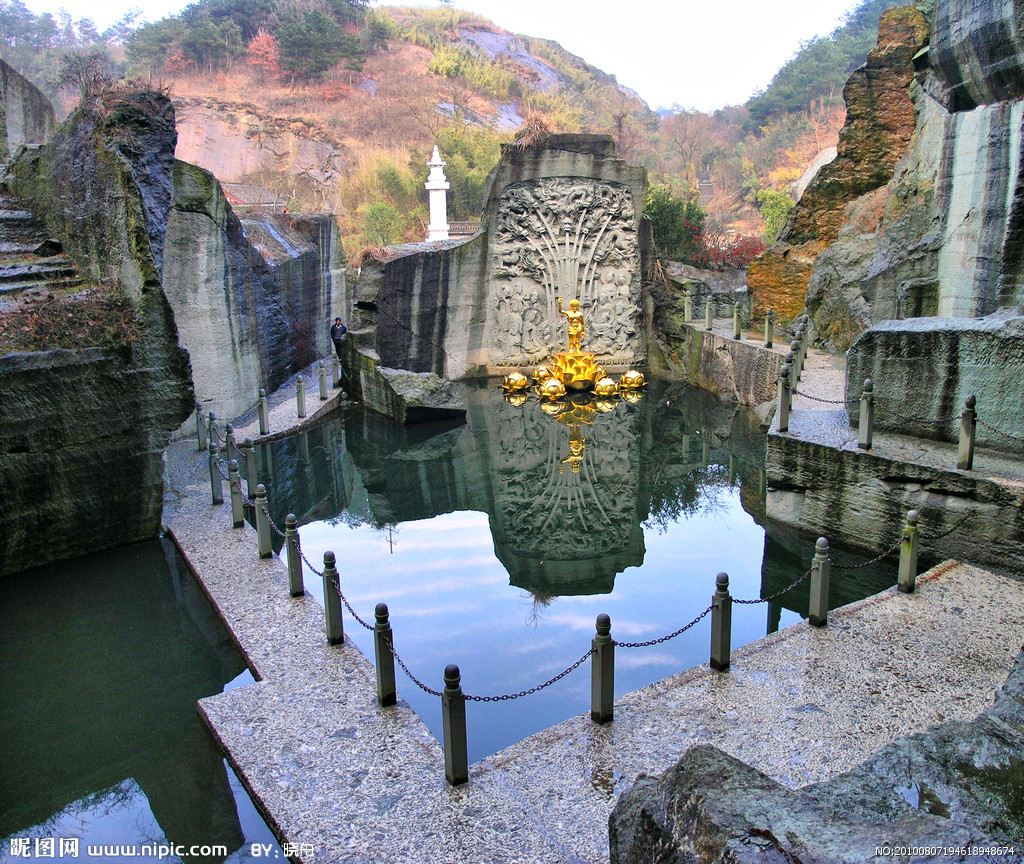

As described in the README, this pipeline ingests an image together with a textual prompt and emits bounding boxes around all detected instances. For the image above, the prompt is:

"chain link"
[614,603,714,647]
[922,509,976,542]
[734,567,813,604]
[791,390,853,406]
[465,648,593,702]
[384,631,442,697]
[976,416,1024,443]
[830,536,901,570]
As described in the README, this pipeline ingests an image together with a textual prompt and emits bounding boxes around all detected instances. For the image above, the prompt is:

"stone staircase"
[0,190,82,312]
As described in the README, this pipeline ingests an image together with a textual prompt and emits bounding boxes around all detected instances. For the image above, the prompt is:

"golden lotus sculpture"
[594,376,618,397]
[619,369,646,389]
[551,351,604,391]
[502,371,530,391]
[532,365,555,383]
[540,377,567,400]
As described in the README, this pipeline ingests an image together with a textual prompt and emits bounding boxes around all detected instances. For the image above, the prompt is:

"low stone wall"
[846,311,1024,454]
[648,278,782,408]
[765,427,1024,577]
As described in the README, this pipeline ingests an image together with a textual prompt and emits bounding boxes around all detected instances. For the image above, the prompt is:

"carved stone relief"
[491,178,640,364]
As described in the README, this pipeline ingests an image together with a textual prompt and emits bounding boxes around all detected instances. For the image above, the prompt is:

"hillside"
[0,0,900,261]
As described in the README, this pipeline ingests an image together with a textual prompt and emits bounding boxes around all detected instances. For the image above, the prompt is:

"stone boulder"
[610,648,1024,862]
[662,262,749,320]
[0,58,54,159]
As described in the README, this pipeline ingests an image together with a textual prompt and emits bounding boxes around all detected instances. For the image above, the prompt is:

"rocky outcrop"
[0,87,194,575]
[610,648,1024,862]
[164,160,342,422]
[661,261,749,320]
[173,97,348,190]
[346,134,648,422]
[757,0,1024,349]
[746,6,930,331]
[0,58,54,159]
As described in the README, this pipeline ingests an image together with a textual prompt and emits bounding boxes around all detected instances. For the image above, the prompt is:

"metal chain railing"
[922,509,976,542]
[829,536,902,570]
[976,416,1024,444]
[613,603,714,647]
[464,648,594,702]
[791,390,853,406]
[734,567,813,605]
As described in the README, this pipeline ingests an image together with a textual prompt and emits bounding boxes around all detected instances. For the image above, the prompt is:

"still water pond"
[0,540,281,863]
[258,381,898,762]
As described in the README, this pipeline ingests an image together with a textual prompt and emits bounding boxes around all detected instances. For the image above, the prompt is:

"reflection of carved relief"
[492,178,640,363]
[489,399,640,561]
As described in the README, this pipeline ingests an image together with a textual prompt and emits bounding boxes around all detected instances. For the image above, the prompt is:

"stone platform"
[162,367,1024,864]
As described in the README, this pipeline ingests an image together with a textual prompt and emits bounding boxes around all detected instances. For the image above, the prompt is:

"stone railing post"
[208,442,223,505]
[785,351,797,390]
[684,290,692,323]
[777,363,791,432]
[898,510,920,594]
[196,402,207,451]
[790,340,801,381]
[258,388,269,436]
[296,378,306,419]
[229,459,244,527]
[374,603,397,707]
[285,514,304,597]
[705,301,713,332]
[591,613,614,724]
[858,378,874,450]
[322,551,344,645]
[319,361,328,400]
[764,310,774,348]
[957,395,976,471]
[808,537,831,627]
[224,423,237,461]
[710,572,732,671]
[733,302,742,340]
[242,439,257,502]
[442,664,469,785]
[208,411,218,447]
[254,484,272,559]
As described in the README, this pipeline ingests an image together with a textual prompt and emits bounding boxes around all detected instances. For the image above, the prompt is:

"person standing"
[330,317,347,359]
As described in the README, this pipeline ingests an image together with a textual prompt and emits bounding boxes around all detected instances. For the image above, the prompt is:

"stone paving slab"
[164,416,1024,864]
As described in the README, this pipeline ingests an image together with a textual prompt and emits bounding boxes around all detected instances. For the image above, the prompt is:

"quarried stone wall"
[846,311,1024,453]
[0,58,53,159]
[0,292,193,575]
[164,160,341,423]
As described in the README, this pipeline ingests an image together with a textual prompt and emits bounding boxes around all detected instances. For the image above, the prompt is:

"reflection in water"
[250,381,908,761]
[0,540,280,862]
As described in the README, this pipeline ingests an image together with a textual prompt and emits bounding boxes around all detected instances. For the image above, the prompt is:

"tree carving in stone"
[491,178,640,363]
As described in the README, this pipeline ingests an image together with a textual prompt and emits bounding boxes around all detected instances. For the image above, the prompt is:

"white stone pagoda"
[425,145,450,241]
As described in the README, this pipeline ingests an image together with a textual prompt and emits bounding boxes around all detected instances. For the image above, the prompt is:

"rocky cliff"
[164,160,343,422]
[747,5,930,336]
[1,87,193,575]
[751,0,1024,350]
[0,58,53,159]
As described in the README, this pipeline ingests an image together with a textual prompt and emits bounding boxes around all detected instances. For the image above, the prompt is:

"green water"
[0,540,281,863]
[254,381,901,761]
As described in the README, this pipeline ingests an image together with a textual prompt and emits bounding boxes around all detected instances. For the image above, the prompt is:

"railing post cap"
[209,410,217,420]
[285,513,297,527]
[259,388,266,397]
[965,394,976,408]
[863,378,873,391]
[228,458,238,470]
[210,441,219,452]
[225,422,234,432]
[319,360,325,368]
[243,437,253,447]
[816,536,829,552]
[255,483,266,496]
[790,340,799,350]
[444,663,461,686]
[375,601,389,620]
[716,572,729,589]
[323,550,336,567]
[906,509,919,524]
[596,612,611,634]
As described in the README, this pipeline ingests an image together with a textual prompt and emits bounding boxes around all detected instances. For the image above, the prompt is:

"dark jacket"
[331,321,347,340]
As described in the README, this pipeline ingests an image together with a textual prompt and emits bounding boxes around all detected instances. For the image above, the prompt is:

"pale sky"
[22,0,863,111]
